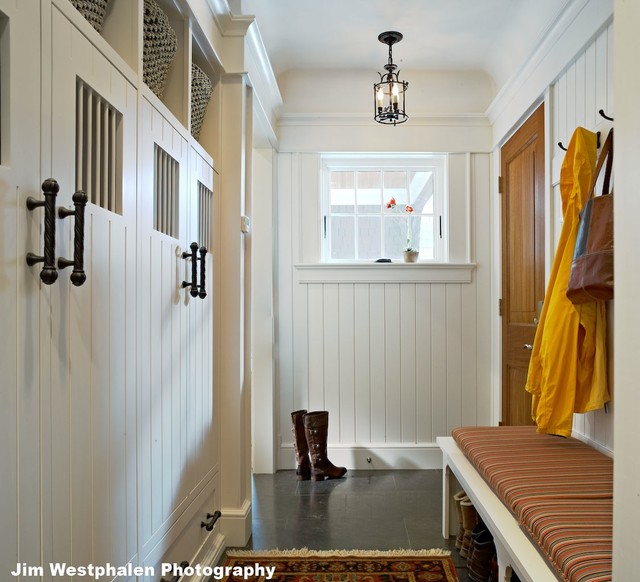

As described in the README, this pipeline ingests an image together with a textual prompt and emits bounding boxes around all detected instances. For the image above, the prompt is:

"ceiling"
[239,0,572,93]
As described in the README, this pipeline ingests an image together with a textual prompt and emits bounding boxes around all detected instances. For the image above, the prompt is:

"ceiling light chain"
[373,31,409,126]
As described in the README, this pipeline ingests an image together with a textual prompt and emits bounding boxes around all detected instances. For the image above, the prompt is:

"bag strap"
[589,128,614,197]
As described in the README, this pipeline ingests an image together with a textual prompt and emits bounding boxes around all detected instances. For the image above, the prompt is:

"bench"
[437,426,613,582]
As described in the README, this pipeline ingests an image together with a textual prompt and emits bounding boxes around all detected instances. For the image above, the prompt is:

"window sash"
[322,156,447,262]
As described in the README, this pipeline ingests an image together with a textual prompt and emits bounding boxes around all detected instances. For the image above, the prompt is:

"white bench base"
[437,436,559,582]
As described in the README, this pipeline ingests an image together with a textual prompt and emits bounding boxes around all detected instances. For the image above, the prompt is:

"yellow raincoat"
[525,127,609,437]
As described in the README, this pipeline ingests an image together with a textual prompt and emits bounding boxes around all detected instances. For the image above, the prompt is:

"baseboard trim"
[277,443,444,472]
[220,498,252,547]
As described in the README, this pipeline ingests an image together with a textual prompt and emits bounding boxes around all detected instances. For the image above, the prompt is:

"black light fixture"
[374,31,408,126]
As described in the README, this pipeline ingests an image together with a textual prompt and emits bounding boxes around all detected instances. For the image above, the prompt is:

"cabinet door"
[44,5,138,571]
[138,104,219,568]
[187,147,217,487]
[1,0,44,573]
[139,97,192,560]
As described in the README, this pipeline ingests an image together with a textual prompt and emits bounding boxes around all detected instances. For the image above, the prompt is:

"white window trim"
[321,153,449,263]
[294,262,476,284]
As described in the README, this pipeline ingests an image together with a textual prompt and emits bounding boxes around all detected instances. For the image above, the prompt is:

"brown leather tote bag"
[566,128,614,304]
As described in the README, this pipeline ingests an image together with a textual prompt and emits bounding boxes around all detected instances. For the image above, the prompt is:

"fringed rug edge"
[225,547,452,559]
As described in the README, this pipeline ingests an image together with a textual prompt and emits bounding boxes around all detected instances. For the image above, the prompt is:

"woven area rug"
[221,548,458,582]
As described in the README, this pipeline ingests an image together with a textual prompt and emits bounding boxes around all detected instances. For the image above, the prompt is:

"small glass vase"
[403,250,419,263]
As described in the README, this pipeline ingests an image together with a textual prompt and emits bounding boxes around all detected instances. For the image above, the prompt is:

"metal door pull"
[523,344,533,351]
[58,191,88,286]
[26,179,59,285]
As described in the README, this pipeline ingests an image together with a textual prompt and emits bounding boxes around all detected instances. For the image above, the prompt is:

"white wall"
[548,23,614,452]
[252,0,616,472]
[276,151,492,470]
[488,4,614,453]
[613,1,640,576]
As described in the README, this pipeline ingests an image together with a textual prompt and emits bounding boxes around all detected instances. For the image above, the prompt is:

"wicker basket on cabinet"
[143,0,177,99]
[190,63,213,140]
[69,0,111,33]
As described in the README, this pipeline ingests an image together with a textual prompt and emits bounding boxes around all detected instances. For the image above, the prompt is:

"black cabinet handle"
[201,510,221,531]
[26,178,59,285]
[198,246,207,299]
[182,243,208,299]
[57,191,88,286]
[181,242,199,297]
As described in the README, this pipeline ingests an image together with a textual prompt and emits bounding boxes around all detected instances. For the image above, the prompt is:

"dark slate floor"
[225,469,470,582]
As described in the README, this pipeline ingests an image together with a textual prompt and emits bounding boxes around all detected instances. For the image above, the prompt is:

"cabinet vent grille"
[198,181,213,250]
[154,144,180,238]
[76,78,123,214]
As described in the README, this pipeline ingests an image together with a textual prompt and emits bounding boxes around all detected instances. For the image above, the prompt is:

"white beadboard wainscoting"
[276,153,494,470]
[549,22,614,453]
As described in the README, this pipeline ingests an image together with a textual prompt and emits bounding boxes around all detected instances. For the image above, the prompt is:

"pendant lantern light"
[373,31,408,126]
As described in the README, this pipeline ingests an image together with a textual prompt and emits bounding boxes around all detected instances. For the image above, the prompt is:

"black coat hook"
[599,109,614,122]
[559,130,601,152]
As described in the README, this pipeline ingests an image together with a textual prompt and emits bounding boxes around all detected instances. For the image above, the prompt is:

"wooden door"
[501,104,545,426]
[46,5,138,570]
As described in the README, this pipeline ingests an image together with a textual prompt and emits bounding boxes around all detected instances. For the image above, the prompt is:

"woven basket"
[143,0,177,100]
[191,64,213,140]
[69,0,110,33]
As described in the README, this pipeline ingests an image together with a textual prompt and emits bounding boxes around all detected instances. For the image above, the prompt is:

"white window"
[321,155,448,262]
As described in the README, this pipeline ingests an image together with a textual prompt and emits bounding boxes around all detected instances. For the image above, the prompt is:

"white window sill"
[294,262,476,283]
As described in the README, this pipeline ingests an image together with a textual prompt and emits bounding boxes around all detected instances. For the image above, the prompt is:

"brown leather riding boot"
[291,409,311,480]
[303,411,347,481]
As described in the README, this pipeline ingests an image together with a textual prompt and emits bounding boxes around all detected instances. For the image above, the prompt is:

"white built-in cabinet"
[2,0,221,578]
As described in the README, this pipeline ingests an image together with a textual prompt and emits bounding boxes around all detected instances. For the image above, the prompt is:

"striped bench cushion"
[451,426,612,582]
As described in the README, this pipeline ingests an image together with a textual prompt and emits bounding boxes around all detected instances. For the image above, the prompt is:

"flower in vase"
[384,197,417,251]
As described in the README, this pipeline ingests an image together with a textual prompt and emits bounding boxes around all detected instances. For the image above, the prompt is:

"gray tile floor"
[227,469,470,581]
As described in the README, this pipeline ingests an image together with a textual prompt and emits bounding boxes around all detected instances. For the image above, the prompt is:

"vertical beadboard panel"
[277,154,295,431]
[461,280,479,427]
[585,41,597,130]
[384,284,401,443]
[354,284,371,442]
[161,240,173,519]
[307,284,325,411]
[369,284,386,442]
[575,52,586,129]
[292,279,309,412]
[431,284,448,439]
[415,284,433,442]
[595,30,608,117]
[338,284,356,443]
[109,220,127,565]
[92,216,111,565]
[557,73,568,147]
[552,26,614,453]
[149,237,163,533]
[446,284,463,433]
[606,23,613,114]
[473,154,492,426]
[400,284,417,443]
[323,283,340,441]
[566,64,577,137]
[277,153,490,465]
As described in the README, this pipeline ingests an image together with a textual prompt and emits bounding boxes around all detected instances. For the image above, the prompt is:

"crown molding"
[278,112,489,128]
[486,0,612,127]
[206,0,254,36]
